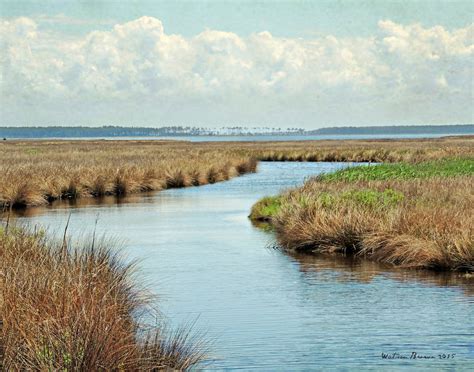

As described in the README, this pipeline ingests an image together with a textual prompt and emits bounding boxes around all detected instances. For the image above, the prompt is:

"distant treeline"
[0,124,472,138]
[309,125,474,135]
[0,126,301,138]
[0,126,205,138]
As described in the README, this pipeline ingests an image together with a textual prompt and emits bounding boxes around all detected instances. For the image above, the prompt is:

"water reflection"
[7,162,474,370]
[290,252,474,298]
[253,217,474,297]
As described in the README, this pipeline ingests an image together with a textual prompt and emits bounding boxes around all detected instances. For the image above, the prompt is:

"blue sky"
[0,1,473,127]
[2,0,472,37]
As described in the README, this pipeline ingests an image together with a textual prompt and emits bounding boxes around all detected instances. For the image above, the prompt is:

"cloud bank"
[1,16,472,126]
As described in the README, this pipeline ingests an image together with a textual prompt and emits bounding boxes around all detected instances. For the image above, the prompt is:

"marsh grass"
[249,196,282,222]
[317,158,474,182]
[250,159,474,272]
[0,141,258,208]
[244,136,474,163]
[1,137,472,209]
[0,226,207,370]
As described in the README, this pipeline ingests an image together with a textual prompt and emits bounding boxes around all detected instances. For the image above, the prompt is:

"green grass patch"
[318,159,474,183]
[250,188,404,222]
[249,196,282,221]
[317,189,404,209]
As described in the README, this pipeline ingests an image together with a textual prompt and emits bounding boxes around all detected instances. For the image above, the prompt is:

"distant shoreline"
[2,134,473,143]
[1,124,473,139]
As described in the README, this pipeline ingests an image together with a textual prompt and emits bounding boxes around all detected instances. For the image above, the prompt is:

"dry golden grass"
[0,227,207,370]
[0,140,257,208]
[224,135,474,163]
[3,136,471,367]
[1,136,472,209]
[256,176,473,272]
[0,137,472,369]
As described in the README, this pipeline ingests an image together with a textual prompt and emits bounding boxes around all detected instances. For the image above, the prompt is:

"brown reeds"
[0,226,207,370]
[262,176,474,272]
[225,135,474,163]
[0,140,258,209]
[1,137,472,209]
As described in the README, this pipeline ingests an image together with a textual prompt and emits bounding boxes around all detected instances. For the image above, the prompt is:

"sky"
[0,0,473,128]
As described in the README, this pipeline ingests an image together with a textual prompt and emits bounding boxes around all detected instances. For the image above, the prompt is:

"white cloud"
[33,13,116,27]
[0,16,472,126]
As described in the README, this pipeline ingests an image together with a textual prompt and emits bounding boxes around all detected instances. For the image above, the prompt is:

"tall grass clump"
[250,159,474,272]
[0,226,207,370]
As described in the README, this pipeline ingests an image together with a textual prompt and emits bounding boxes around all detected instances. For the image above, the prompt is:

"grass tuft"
[0,226,207,370]
[249,196,282,221]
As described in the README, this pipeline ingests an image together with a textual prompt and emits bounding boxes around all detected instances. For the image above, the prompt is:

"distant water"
[9,133,473,142]
[11,162,474,370]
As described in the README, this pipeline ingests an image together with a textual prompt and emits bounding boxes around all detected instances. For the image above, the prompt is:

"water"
[11,162,474,370]
[9,132,473,142]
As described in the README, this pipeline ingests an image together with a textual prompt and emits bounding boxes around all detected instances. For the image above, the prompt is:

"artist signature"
[381,352,456,360]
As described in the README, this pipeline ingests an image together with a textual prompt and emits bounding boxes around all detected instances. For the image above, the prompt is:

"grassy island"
[250,158,474,272]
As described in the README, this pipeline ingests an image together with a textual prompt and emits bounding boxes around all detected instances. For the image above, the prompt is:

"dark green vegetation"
[250,159,474,272]
[0,126,215,138]
[309,124,473,135]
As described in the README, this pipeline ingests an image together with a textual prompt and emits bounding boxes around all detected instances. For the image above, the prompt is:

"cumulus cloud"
[0,16,472,126]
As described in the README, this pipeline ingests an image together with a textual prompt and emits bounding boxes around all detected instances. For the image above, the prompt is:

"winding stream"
[12,162,474,370]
